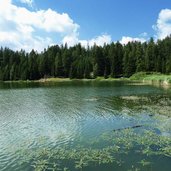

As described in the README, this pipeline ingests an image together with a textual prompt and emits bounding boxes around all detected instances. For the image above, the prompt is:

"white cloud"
[20,0,33,6]
[62,33,79,47]
[3,1,79,34]
[139,32,148,37]
[154,9,171,39]
[79,34,112,47]
[62,34,112,47]
[120,36,146,45]
[87,34,112,46]
[0,0,112,51]
[0,0,79,52]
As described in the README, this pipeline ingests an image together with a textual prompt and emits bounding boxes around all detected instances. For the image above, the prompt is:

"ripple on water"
[0,83,171,171]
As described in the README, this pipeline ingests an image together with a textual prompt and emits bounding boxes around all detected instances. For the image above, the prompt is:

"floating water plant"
[11,94,171,171]
[16,124,170,170]
[139,159,151,166]
[75,158,88,170]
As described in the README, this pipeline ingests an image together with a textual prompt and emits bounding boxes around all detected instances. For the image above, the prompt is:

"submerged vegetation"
[119,94,171,117]
[0,36,171,81]
[0,81,170,170]
[17,123,171,171]
[6,95,170,171]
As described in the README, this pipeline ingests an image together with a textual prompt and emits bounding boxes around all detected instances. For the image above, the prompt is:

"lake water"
[0,81,171,171]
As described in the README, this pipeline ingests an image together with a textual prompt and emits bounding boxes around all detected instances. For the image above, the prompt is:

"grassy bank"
[2,73,171,85]
[2,77,127,83]
[130,72,171,85]
[37,77,129,82]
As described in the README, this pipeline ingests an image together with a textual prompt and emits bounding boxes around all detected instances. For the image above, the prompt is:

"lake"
[0,81,171,171]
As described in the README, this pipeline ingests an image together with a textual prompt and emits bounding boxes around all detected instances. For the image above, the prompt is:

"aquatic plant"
[139,159,151,166]
[128,165,140,171]
[75,158,88,170]
[31,159,49,171]
[15,97,171,171]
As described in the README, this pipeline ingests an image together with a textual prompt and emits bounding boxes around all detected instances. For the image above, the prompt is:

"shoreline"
[2,77,129,83]
[1,73,171,88]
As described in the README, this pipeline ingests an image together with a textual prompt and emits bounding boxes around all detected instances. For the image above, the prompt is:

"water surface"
[0,81,171,171]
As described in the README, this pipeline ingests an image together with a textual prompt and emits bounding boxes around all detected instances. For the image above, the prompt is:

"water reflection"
[0,81,170,171]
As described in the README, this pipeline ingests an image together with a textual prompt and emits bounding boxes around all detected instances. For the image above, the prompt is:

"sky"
[0,0,171,52]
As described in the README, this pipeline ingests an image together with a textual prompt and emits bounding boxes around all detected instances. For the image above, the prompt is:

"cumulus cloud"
[87,34,112,46]
[120,36,146,45]
[139,32,148,37]
[154,9,171,39]
[62,34,112,47]
[79,34,112,47]
[62,33,79,47]
[0,0,112,52]
[0,0,79,52]
[20,0,33,6]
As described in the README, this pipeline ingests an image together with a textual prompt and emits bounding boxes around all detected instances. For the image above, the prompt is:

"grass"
[38,77,128,82]
[38,77,71,82]
[6,77,127,83]
[2,72,171,85]
[130,72,171,84]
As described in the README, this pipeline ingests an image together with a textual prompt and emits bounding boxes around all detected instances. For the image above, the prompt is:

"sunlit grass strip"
[130,72,171,84]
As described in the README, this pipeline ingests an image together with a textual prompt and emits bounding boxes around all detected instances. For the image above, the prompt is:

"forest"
[0,36,171,81]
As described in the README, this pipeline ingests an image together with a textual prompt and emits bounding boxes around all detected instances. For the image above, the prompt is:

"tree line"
[0,36,171,81]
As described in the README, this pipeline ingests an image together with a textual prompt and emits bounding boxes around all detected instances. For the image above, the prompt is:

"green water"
[0,81,171,171]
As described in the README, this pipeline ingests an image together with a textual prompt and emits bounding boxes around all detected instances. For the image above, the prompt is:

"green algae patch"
[17,122,171,171]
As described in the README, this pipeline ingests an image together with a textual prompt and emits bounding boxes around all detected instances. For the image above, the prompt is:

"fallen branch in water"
[113,125,143,132]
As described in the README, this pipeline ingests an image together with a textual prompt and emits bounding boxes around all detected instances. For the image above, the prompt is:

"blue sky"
[0,0,171,51]
[35,0,171,40]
